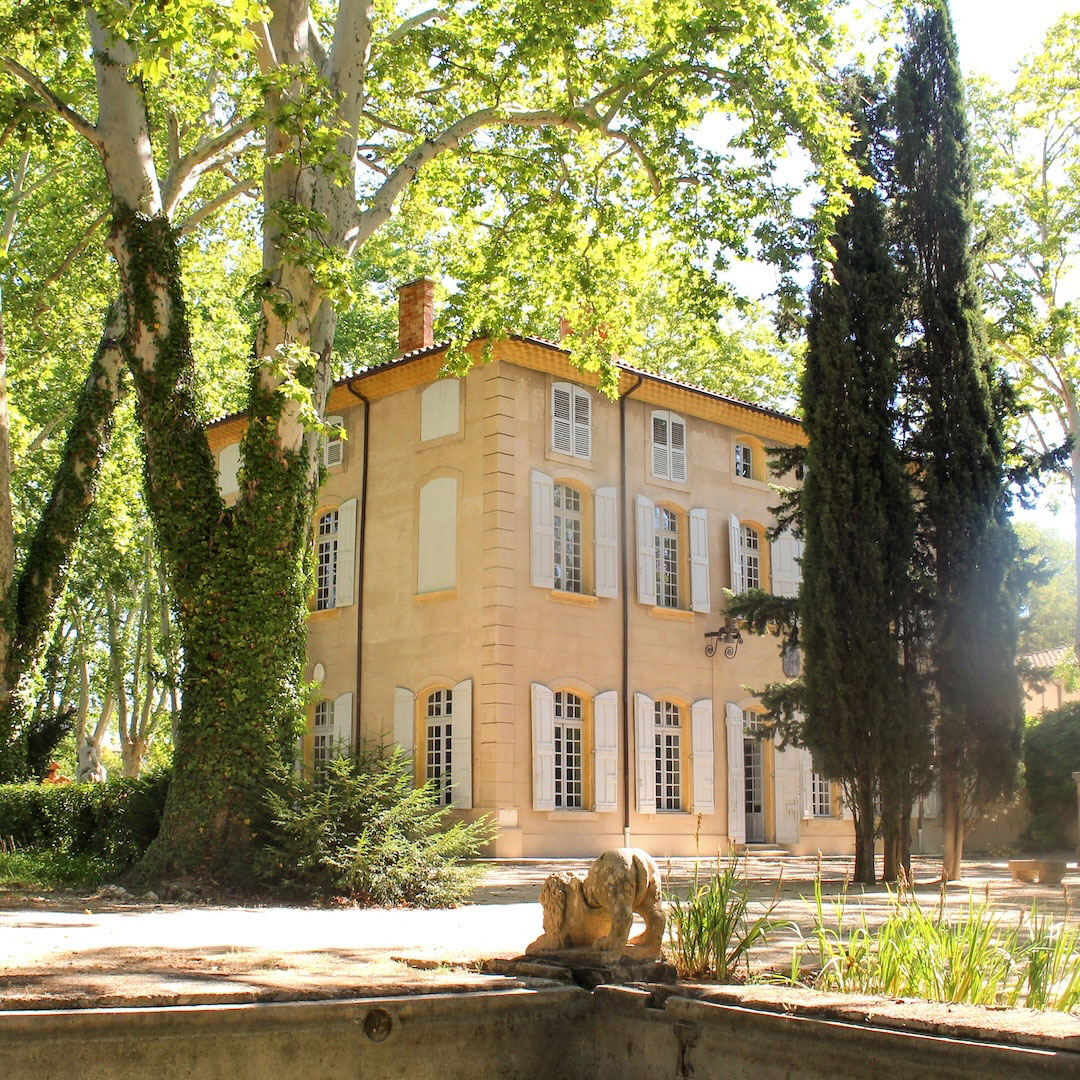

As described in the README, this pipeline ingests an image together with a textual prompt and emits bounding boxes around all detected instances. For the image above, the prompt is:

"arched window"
[424,688,453,807]
[313,700,333,781]
[654,700,683,811]
[654,506,681,608]
[741,525,761,591]
[316,510,339,610]
[734,441,753,479]
[553,691,584,808]
[553,483,584,594]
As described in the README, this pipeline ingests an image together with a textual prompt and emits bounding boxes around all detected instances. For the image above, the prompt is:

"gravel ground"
[1,853,1078,1012]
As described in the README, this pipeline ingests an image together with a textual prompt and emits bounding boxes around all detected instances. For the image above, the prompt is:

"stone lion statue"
[526,848,665,960]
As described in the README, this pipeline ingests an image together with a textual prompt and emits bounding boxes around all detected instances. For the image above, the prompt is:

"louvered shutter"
[593,690,618,812]
[689,507,710,613]
[801,748,815,819]
[594,487,618,598]
[335,498,357,608]
[531,683,556,810]
[323,415,344,467]
[770,528,803,598]
[636,495,656,605]
[393,687,415,758]
[450,679,473,809]
[774,739,802,843]
[728,514,744,594]
[551,384,573,454]
[572,387,591,458]
[635,693,656,814]
[725,703,745,844]
[690,699,715,813]
[333,692,353,753]
[670,416,687,481]
[651,412,669,478]
[530,470,555,588]
[217,443,240,497]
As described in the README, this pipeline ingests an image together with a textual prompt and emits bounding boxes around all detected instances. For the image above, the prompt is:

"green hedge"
[0,770,170,867]
[1023,703,1080,851]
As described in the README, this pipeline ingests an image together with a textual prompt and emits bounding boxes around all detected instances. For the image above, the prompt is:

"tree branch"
[0,57,100,148]
[176,179,259,236]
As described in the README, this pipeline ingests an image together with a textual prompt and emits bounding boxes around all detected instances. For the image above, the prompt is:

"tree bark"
[0,302,126,779]
[851,780,877,885]
[940,764,964,881]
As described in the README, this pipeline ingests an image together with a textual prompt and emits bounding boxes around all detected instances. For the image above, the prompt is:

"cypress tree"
[893,0,1023,880]
[800,89,917,884]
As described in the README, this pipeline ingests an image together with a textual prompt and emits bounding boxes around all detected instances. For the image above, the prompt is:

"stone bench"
[1008,858,1068,884]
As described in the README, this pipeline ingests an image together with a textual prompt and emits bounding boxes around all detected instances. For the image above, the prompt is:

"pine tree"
[893,0,1023,881]
[799,89,919,884]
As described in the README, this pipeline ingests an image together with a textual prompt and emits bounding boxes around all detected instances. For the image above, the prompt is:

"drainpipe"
[345,380,371,745]
[620,374,643,848]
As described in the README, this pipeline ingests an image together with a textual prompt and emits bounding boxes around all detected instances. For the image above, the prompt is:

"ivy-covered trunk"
[110,209,313,878]
[0,304,127,780]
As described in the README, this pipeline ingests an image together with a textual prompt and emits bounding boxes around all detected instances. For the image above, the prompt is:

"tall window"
[654,507,680,608]
[313,700,333,782]
[553,484,583,593]
[552,383,591,459]
[650,410,687,482]
[316,510,339,610]
[553,691,584,809]
[425,689,453,806]
[654,700,682,811]
[734,442,752,479]
[811,772,832,817]
[741,525,761,591]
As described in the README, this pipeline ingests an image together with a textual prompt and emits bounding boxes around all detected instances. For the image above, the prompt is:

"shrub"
[790,880,1080,1012]
[1023,703,1080,850]
[666,853,781,981]
[258,745,495,906]
[0,770,170,869]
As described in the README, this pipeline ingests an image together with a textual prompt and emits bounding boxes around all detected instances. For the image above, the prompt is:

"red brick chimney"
[397,277,435,354]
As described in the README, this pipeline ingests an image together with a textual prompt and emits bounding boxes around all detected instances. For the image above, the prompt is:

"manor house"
[208,279,859,858]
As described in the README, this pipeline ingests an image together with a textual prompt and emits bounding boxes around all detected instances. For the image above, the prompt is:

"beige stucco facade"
[210,332,856,859]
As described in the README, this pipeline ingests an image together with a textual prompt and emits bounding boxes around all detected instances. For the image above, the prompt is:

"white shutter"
[450,678,473,809]
[217,443,240,497]
[532,683,556,810]
[728,514,744,594]
[593,690,618,812]
[770,529,803,598]
[651,412,669,478]
[393,687,415,757]
[636,494,656,605]
[635,693,656,814]
[689,507,710,613]
[335,498,357,608]
[333,692,353,753]
[774,739,802,843]
[572,387,591,459]
[323,415,344,467]
[421,380,460,441]
[801,747,815,819]
[726,703,745,844]
[594,487,618,598]
[552,383,573,454]
[530,470,555,589]
[690,699,715,814]
[418,476,457,593]
[669,416,687,482]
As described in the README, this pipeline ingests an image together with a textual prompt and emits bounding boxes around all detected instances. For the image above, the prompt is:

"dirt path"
[1,854,1077,1011]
